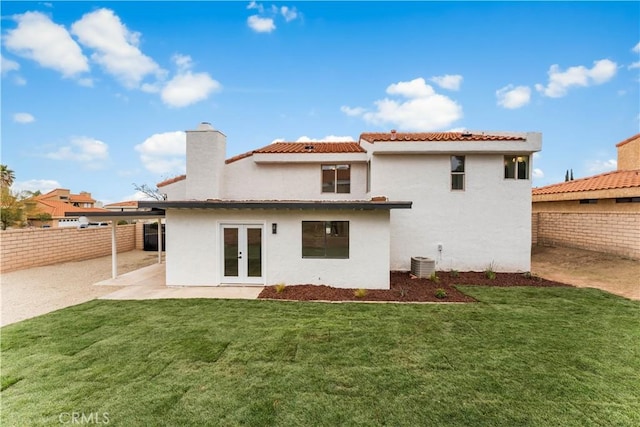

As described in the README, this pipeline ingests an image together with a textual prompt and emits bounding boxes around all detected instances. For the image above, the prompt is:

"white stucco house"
[139,122,541,289]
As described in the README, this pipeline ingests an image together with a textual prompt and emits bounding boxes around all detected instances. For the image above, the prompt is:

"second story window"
[322,164,350,193]
[504,155,529,180]
[451,156,465,191]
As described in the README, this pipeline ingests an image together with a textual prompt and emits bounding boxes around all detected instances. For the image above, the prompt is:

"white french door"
[221,224,264,284]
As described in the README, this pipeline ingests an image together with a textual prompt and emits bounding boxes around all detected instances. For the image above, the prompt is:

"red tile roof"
[104,201,138,208]
[532,169,640,196]
[226,142,365,164]
[615,133,640,147]
[157,174,186,188]
[359,132,526,143]
[35,200,109,218]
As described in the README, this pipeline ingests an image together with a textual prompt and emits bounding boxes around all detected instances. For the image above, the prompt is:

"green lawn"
[2,287,639,426]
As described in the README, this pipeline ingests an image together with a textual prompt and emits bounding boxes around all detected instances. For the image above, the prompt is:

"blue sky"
[2,1,639,204]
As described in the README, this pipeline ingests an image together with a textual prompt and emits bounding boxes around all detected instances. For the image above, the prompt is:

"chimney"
[185,122,227,200]
[390,129,397,141]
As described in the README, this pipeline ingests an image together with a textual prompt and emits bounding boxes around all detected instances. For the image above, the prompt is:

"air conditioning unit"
[411,256,435,278]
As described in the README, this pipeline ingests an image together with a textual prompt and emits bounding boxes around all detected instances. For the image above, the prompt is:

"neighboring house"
[142,122,541,289]
[532,133,640,258]
[104,201,141,212]
[26,189,108,228]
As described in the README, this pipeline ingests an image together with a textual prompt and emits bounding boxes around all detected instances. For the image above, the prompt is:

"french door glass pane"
[224,228,239,277]
[247,228,262,277]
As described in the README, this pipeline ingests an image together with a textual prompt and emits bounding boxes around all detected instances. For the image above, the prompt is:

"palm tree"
[0,165,15,188]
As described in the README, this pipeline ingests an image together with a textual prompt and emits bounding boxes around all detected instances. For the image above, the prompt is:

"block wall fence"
[532,212,639,260]
[0,223,146,273]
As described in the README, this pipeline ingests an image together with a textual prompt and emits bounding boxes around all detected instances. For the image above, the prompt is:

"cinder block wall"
[0,224,137,273]
[533,212,639,259]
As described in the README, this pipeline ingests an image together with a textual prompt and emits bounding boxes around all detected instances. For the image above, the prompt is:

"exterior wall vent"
[410,256,435,278]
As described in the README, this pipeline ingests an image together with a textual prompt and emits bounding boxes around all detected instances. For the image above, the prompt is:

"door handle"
[238,251,242,259]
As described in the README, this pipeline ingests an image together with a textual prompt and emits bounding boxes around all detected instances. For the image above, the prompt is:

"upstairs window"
[451,156,465,190]
[322,164,350,193]
[302,221,349,258]
[504,155,529,180]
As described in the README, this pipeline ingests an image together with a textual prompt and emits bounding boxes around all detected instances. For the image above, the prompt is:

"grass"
[2,287,639,426]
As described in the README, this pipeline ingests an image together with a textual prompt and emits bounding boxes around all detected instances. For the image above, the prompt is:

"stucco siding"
[165,208,391,288]
[223,160,369,200]
[372,154,531,272]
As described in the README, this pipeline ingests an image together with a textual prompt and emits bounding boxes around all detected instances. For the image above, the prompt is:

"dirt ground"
[531,245,639,300]
[0,250,159,327]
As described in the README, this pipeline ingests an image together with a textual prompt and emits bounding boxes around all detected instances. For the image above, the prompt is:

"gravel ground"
[0,250,159,327]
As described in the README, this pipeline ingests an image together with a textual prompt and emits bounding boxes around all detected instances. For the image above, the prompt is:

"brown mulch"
[258,271,571,303]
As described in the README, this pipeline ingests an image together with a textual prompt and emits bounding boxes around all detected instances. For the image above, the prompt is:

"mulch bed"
[258,271,571,303]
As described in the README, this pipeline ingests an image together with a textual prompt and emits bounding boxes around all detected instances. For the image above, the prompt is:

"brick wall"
[0,224,138,273]
[533,212,640,259]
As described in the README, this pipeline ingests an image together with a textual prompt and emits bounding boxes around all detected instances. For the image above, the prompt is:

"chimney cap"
[197,122,214,131]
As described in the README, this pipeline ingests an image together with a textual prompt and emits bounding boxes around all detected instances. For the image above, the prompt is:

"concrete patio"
[96,263,264,300]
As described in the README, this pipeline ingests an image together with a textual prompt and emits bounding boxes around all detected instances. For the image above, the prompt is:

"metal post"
[111,221,118,279]
[157,219,162,264]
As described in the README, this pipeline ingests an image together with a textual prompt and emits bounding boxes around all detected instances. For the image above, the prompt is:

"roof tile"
[359,132,525,143]
[532,169,640,195]
[157,174,186,188]
[226,142,365,164]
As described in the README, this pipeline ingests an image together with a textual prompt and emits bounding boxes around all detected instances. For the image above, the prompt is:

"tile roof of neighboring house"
[157,174,186,188]
[104,201,138,208]
[532,169,640,196]
[615,133,640,147]
[359,131,526,143]
[34,200,109,218]
[225,142,365,164]
[69,194,95,203]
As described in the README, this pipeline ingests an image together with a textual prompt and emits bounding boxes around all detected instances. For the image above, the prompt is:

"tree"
[570,169,574,181]
[565,170,569,182]
[0,164,15,188]
[0,188,24,230]
[132,183,165,200]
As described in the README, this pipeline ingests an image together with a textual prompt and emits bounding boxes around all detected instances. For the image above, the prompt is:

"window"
[616,197,640,203]
[504,155,529,179]
[366,160,371,193]
[302,221,349,258]
[579,199,598,204]
[322,164,350,193]
[451,156,465,190]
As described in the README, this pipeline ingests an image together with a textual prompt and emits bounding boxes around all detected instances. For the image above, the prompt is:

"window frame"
[321,164,351,194]
[504,155,530,180]
[301,220,349,259]
[450,155,465,191]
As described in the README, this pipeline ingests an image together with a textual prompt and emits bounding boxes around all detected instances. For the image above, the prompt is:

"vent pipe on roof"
[197,122,214,131]
[390,129,397,140]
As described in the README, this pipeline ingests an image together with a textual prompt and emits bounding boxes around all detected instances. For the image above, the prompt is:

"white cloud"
[496,85,531,109]
[1,54,20,75]
[629,61,640,70]
[429,74,463,91]
[13,112,35,123]
[13,179,61,194]
[295,135,355,143]
[160,54,221,108]
[532,168,544,179]
[633,41,640,53]
[535,59,617,98]
[4,11,89,77]
[71,8,162,88]
[341,77,462,131]
[122,190,157,202]
[45,137,109,169]
[281,6,298,22]
[340,106,366,116]
[247,15,276,33]
[134,131,186,174]
[247,1,265,13]
[587,158,617,174]
[13,75,27,85]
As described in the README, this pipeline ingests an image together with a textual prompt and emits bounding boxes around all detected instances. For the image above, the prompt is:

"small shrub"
[523,271,532,279]
[354,288,367,298]
[434,288,447,299]
[485,262,497,280]
[274,283,286,293]
[450,269,459,278]
[429,272,440,283]
[398,287,408,298]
